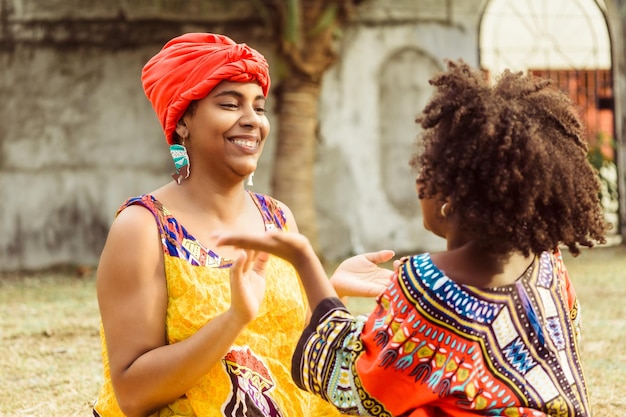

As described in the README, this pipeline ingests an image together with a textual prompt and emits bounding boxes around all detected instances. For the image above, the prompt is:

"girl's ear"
[440,199,452,218]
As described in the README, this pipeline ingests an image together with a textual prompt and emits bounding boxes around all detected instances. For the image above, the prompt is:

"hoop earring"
[170,143,190,185]
[440,202,448,218]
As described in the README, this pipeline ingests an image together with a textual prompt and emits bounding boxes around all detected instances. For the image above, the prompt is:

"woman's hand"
[228,250,269,324]
[330,250,395,298]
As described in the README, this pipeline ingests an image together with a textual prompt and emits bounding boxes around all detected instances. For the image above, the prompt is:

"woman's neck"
[155,178,251,224]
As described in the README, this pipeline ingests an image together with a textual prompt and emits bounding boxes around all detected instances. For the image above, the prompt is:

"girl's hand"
[330,250,395,298]
[217,231,314,268]
[217,231,337,307]
[228,250,269,324]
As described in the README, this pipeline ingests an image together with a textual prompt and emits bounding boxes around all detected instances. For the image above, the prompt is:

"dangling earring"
[170,141,190,185]
[440,202,448,218]
[247,172,254,186]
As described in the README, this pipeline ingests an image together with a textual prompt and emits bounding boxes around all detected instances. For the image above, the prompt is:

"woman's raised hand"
[227,250,269,324]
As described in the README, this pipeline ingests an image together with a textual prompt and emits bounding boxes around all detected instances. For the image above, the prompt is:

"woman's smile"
[227,135,261,153]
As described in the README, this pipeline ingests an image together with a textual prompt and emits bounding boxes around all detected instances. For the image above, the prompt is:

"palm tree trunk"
[272,76,321,248]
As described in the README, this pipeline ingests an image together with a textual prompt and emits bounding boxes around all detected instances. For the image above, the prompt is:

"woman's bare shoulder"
[98,203,163,286]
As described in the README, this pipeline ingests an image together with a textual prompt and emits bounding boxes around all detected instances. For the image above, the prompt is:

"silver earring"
[247,172,254,186]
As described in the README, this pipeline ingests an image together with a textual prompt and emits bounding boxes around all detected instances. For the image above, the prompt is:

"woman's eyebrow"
[214,90,242,98]
[213,90,265,101]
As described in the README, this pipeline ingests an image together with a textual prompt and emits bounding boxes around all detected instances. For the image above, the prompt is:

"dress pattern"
[293,250,590,417]
[94,192,340,417]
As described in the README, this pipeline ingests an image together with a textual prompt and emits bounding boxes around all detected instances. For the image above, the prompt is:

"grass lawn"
[0,244,624,416]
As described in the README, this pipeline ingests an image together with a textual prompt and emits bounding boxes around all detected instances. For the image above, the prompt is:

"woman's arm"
[97,206,266,417]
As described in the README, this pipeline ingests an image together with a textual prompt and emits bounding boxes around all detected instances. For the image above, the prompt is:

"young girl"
[218,60,608,416]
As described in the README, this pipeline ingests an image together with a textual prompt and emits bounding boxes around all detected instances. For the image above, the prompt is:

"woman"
[93,33,393,417]
[218,60,608,416]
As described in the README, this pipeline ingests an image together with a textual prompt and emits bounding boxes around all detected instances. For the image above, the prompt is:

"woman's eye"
[255,107,267,114]
[221,103,238,109]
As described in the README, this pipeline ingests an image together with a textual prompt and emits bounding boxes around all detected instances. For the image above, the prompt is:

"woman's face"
[177,81,270,183]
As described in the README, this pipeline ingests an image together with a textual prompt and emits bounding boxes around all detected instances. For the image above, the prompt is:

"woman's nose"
[239,105,262,127]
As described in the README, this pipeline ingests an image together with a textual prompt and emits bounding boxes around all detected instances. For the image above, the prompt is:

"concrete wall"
[0,46,166,269]
[0,0,622,271]
[0,0,275,270]
[315,0,481,258]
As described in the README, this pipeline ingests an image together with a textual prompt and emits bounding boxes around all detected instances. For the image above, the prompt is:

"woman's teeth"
[231,139,257,149]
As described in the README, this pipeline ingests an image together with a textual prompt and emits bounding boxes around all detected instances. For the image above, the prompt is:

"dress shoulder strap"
[248,192,288,231]
[116,194,182,257]
[116,195,164,225]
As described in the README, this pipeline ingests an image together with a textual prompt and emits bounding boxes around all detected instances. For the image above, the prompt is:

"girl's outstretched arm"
[216,231,337,309]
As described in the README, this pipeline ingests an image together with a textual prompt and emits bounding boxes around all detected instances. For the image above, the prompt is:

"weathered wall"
[0,0,276,270]
[0,0,623,271]
[315,0,481,258]
[0,46,165,269]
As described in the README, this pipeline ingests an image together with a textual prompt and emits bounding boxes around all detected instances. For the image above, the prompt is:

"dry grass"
[559,244,626,415]
[0,245,624,416]
[0,268,101,416]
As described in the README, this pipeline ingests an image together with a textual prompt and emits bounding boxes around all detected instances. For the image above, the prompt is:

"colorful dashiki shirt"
[94,192,342,417]
[292,250,590,417]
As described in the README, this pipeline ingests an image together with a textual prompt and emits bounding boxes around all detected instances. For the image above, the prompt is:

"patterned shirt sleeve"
[291,297,372,415]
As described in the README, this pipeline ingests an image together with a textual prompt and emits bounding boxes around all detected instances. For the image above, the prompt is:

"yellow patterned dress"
[93,192,342,417]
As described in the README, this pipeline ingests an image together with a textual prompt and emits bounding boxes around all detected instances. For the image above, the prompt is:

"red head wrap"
[141,33,271,144]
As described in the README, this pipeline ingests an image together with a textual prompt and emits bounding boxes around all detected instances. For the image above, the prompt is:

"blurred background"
[0,0,624,272]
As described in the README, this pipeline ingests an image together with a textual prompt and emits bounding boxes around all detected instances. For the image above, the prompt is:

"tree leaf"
[309,4,339,37]
[286,0,302,44]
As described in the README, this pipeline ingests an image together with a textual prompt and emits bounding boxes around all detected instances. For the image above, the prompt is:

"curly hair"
[411,60,608,256]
